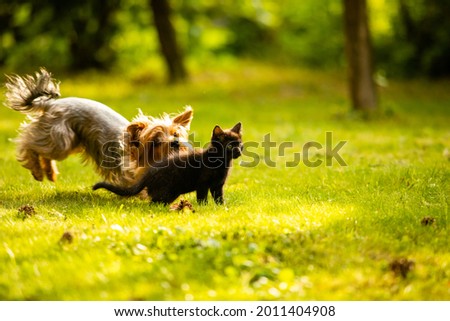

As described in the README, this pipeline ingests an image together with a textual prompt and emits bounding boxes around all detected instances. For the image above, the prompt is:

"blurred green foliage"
[0,0,120,71]
[374,0,450,78]
[1,0,449,78]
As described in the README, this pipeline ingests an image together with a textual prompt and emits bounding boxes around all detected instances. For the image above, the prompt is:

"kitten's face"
[212,122,243,159]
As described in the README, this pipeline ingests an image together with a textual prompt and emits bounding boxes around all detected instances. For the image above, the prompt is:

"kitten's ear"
[126,122,146,146]
[172,105,193,130]
[213,125,224,137]
[231,122,242,134]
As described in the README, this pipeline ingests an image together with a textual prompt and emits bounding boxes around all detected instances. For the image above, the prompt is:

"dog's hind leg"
[19,150,44,181]
[40,157,58,182]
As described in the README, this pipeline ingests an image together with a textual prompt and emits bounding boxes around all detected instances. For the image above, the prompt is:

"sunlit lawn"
[0,61,448,300]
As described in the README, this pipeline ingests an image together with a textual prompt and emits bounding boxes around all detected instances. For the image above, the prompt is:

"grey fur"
[4,68,130,183]
[5,69,60,113]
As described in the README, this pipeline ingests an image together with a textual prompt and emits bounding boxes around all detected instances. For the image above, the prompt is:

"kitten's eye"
[173,132,179,138]
[227,144,233,150]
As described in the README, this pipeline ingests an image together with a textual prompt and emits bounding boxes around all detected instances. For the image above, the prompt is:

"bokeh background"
[1,0,449,81]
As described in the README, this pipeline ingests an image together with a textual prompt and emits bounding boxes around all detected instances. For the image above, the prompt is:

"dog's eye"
[227,144,233,150]
[173,132,179,138]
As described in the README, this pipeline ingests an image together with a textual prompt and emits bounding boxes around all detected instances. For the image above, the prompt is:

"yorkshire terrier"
[124,106,193,183]
[4,68,193,185]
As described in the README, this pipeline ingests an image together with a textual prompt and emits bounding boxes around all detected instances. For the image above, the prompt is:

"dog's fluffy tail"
[4,68,60,113]
[93,179,147,197]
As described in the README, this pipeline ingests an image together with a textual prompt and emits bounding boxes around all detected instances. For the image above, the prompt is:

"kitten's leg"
[210,184,224,205]
[196,188,209,204]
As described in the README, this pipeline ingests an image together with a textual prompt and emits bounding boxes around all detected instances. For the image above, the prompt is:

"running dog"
[4,68,193,184]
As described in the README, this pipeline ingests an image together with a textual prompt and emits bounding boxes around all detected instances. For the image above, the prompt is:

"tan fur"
[123,106,193,182]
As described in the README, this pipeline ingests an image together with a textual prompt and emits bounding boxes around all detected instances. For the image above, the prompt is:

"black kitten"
[93,123,243,205]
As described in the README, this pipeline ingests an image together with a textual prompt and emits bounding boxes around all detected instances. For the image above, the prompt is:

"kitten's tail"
[93,179,147,197]
[4,68,60,113]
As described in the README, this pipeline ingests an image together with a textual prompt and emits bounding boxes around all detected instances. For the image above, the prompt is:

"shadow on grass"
[0,187,158,218]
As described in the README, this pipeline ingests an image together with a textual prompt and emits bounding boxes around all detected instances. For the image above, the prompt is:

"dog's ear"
[172,106,193,130]
[213,125,224,138]
[126,122,146,147]
[231,122,242,135]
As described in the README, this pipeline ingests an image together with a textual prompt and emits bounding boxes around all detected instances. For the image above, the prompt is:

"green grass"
[0,61,449,300]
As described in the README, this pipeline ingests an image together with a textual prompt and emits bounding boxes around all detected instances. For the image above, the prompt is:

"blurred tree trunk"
[343,0,378,112]
[149,0,187,84]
